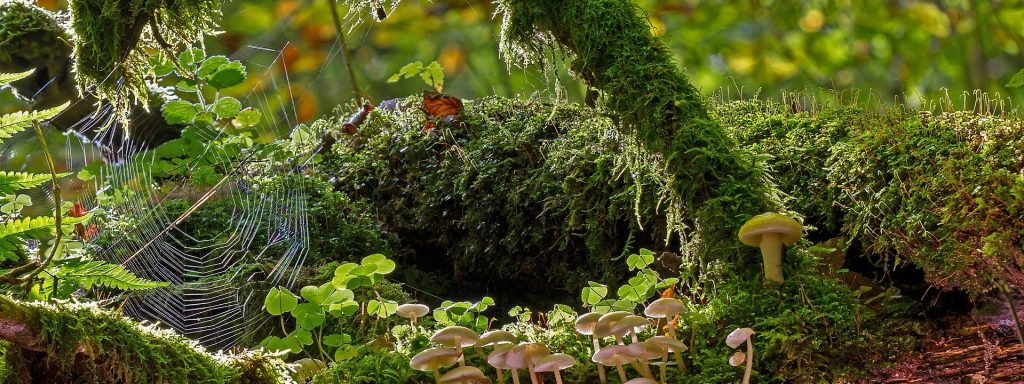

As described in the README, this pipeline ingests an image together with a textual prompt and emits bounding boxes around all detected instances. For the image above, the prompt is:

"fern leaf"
[0,69,34,86]
[62,260,169,291]
[0,216,56,238]
[0,171,69,194]
[0,102,70,141]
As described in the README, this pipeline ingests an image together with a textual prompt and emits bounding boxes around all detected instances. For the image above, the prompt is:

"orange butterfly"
[421,91,463,133]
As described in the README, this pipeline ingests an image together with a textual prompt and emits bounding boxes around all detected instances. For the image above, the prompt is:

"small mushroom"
[533,353,577,384]
[433,326,480,367]
[738,213,803,284]
[575,312,607,384]
[643,298,686,339]
[439,366,492,384]
[627,341,662,379]
[646,336,687,383]
[411,347,463,383]
[506,343,549,384]
[725,328,756,384]
[488,345,521,384]
[593,311,632,339]
[592,344,636,383]
[477,331,517,384]
[608,315,650,345]
[396,303,430,326]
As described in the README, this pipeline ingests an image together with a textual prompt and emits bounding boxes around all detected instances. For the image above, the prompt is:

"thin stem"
[742,340,753,384]
[615,364,627,383]
[326,0,364,104]
[998,281,1024,359]
[591,336,607,384]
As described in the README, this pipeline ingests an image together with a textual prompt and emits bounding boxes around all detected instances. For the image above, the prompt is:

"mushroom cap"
[486,345,516,369]
[410,347,462,371]
[592,344,636,366]
[623,378,658,384]
[644,297,686,319]
[729,350,746,367]
[574,312,602,335]
[593,311,632,337]
[725,327,755,349]
[646,335,687,353]
[432,326,480,348]
[476,330,517,348]
[533,353,577,372]
[738,213,803,247]
[625,341,663,361]
[439,366,491,384]
[396,303,430,319]
[503,342,549,369]
[608,315,650,337]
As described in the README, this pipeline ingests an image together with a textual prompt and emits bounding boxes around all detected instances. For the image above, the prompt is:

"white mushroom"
[645,336,687,383]
[439,366,492,384]
[575,312,607,384]
[533,353,576,384]
[592,344,636,383]
[396,303,430,326]
[433,326,480,367]
[725,328,756,384]
[488,345,521,384]
[411,347,463,383]
[644,298,686,338]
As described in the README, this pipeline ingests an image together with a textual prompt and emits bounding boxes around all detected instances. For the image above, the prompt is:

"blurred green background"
[30,0,1024,123]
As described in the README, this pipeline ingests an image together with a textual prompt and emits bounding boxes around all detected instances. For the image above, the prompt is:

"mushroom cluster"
[411,325,489,383]
[574,298,688,384]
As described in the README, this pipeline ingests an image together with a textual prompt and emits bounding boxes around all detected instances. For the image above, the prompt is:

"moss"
[68,0,223,123]
[319,96,682,304]
[0,1,74,103]
[718,99,1024,298]
[495,0,782,289]
[0,295,290,383]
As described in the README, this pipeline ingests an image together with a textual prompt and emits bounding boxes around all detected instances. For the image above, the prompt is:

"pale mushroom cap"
[574,312,602,335]
[729,350,746,367]
[396,303,430,320]
[502,344,535,369]
[432,326,480,348]
[410,347,462,371]
[487,345,516,369]
[646,335,687,353]
[533,353,577,372]
[593,311,632,337]
[625,341,663,361]
[439,366,491,384]
[510,342,551,365]
[608,315,650,337]
[725,327,755,349]
[476,330,517,348]
[644,297,686,319]
[592,344,637,366]
[624,378,659,384]
[738,213,803,247]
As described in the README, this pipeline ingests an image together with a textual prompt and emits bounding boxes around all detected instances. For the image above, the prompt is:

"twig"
[326,0,364,104]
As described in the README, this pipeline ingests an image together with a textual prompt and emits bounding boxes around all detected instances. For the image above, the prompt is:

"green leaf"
[322,334,343,347]
[234,108,261,127]
[387,61,423,82]
[1,102,69,141]
[334,345,358,361]
[212,97,242,119]
[197,56,230,78]
[57,260,168,291]
[626,249,655,271]
[162,100,199,125]
[1008,69,1024,88]
[361,254,396,275]
[206,61,247,89]
[178,48,205,70]
[581,281,608,305]
[264,286,299,316]
[0,171,67,194]
[176,79,198,93]
[0,69,34,86]
[421,61,444,91]
[367,299,398,318]
[148,53,175,77]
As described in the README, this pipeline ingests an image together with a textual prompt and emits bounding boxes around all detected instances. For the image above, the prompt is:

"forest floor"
[873,300,1024,383]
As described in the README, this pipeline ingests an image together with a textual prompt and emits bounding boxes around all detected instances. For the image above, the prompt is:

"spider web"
[34,42,315,349]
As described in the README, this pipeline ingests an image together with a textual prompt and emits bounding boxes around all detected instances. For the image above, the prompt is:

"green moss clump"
[319,97,683,302]
[0,1,73,102]
[68,0,223,123]
[0,295,289,383]
[718,99,1024,297]
[495,0,782,288]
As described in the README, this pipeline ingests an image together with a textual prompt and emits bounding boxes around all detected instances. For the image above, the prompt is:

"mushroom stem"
[554,371,563,384]
[660,354,668,384]
[614,364,628,383]
[638,362,654,379]
[674,350,687,374]
[433,367,441,383]
[742,339,754,384]
[527,362,539,384]
[511,368,522,384]
[591,336,607,384]
[496,367,506,384]
[456,345,465,367]
[759,232,784,284]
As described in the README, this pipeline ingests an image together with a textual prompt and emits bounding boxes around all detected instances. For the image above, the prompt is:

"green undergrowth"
[0,295,289,383]
[718,99,1024,298]
[317,96,683,303]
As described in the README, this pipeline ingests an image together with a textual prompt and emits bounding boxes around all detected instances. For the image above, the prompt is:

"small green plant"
[1007,68,1024,88]
[580,248,678,313]
[387,60,445,91]
[260,254,400,364]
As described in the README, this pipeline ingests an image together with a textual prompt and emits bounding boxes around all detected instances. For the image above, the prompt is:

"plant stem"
[326,0,364,104]
[997,281,1024,359]
[742,339,753,384]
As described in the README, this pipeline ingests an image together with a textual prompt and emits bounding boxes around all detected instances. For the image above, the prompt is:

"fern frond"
[0,69,34,86]
[61,260,169,291]
[0,102,69,141]
[0,171,69,194]
[0,216,56,238]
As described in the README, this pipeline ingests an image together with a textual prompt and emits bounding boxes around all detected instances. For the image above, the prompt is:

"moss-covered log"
[0,295,290,383]
[496,0,782,284]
